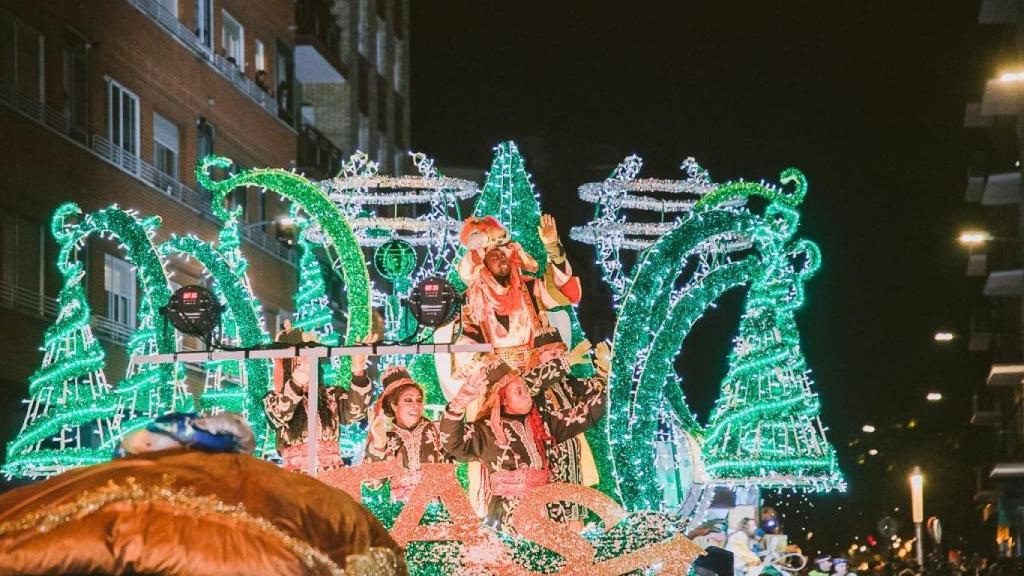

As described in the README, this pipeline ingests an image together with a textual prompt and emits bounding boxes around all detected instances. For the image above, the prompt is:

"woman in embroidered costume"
[263,322,371,471]
[439,342,610,529]
[364,366,450,499]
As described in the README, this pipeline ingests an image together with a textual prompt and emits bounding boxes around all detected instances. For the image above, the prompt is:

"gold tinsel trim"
[0,476,393,576]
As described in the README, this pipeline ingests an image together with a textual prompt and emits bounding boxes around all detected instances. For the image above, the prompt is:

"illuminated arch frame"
[197,156,373,379]
[604,169,831,510]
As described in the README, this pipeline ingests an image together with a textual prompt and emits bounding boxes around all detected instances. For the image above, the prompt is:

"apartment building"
[0,0,409,455]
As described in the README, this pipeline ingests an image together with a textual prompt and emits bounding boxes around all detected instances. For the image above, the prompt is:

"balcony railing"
[0,280,58,322]
[125,0,290,128]
[297,123,344,179]
[91,314,136,346]
[0,75,296,266]
[0,280,134,347]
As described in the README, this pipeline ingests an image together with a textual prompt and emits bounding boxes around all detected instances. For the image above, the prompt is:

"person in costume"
[452,213,599,518]
[454,214,581,375]
[364,365,450,500]
[119,411,255,456]
[263,321,371,471]
[440,342,610,530]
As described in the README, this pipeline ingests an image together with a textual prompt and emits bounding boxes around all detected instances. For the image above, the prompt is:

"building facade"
[965,0,1024,557]
[0,0,409,463]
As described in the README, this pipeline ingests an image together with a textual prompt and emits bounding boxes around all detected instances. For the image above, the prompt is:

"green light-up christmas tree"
[292,214,341,386]
[2,275,117,477]
[701,234,842,489]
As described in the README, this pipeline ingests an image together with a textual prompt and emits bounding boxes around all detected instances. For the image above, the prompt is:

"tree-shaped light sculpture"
[605,168,844,513]
[4,203,178,476]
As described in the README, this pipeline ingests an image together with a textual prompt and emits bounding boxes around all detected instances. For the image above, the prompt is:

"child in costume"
[263,323,371,471]
[364,366,450,500]
[440,342,610,530]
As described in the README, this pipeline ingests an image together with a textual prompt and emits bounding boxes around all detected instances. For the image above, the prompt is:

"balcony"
[979,0,1018,24]
[985,270,1024,297]
[0,74,296,266]
[972,395,1002,426]
[982,172,1022,206]
[295,0,347,84]
[987,364,1024,387]
[297,123,344,179]
[125,0,292,129]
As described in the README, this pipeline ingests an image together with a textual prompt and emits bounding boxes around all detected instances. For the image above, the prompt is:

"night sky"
[411,1,996,555]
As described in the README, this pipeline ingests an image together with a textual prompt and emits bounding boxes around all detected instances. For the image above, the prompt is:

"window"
[393,41,402,91]
[153,112,180,179]
[358,0,369,55]
[156,0,177,18]
[358,114,369,151]
[375,20,386,71]
[254,39,265,73]
[275,39,294,123]
[0,11,44,104]
[63,31,89,142]
[195,0,213,50]
[197,117,215,193]
[221,10,243,69]
[377,135,387,172]
[393,94,405,147]
[106,78,140,158]
[0,214,42,294]
[104,254,136,328]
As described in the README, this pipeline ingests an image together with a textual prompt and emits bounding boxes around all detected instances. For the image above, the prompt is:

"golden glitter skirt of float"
[0,449,405,575]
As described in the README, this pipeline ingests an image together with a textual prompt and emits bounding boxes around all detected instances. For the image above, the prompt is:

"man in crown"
[450,214,598,520]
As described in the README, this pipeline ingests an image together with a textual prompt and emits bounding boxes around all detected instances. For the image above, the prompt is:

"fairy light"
[604,167,844,511]
[197,155,372,384]
[4,203,178,477]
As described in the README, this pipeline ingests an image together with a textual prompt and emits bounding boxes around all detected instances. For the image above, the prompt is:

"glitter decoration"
[4,203,178,477]
[197,155,372,385]
[158,231,274,452]
[322,461,704,574]
[603,167,843,512]
[0,476,406,576]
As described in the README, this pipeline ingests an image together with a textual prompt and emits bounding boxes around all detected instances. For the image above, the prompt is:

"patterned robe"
[440,358,607,529]
[364,418,449,470]
[264,374,371,470]
[364,418,450,501]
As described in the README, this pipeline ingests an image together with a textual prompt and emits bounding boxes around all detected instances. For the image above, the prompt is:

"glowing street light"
[862,424,876,433]
[1000,70,1024,82]
[909,467,924,566]
[933,331,955,343]
[958,230,991,248]
[926,392,943,402]
[868,449,879,456]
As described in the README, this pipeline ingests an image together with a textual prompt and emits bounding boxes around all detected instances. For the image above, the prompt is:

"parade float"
[0,142,843,575]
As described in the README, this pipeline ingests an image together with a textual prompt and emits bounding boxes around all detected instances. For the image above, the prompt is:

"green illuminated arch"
[197,156,372,380]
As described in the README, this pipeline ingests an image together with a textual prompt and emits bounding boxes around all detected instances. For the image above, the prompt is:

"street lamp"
[862,424,876,433]
[909,467,924,566]
[933,331,955,343]
[958,230,992,248]
[926,392,943,402]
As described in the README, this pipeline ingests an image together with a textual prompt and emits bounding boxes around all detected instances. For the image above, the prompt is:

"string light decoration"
[571,155,744,308]
[4,203,178,477]
[321,151,478,385]
[197,155,372,385]
[604,168,843,512]
[157,230,274,453]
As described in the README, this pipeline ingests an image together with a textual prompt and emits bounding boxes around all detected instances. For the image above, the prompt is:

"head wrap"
[376,366,423,419]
